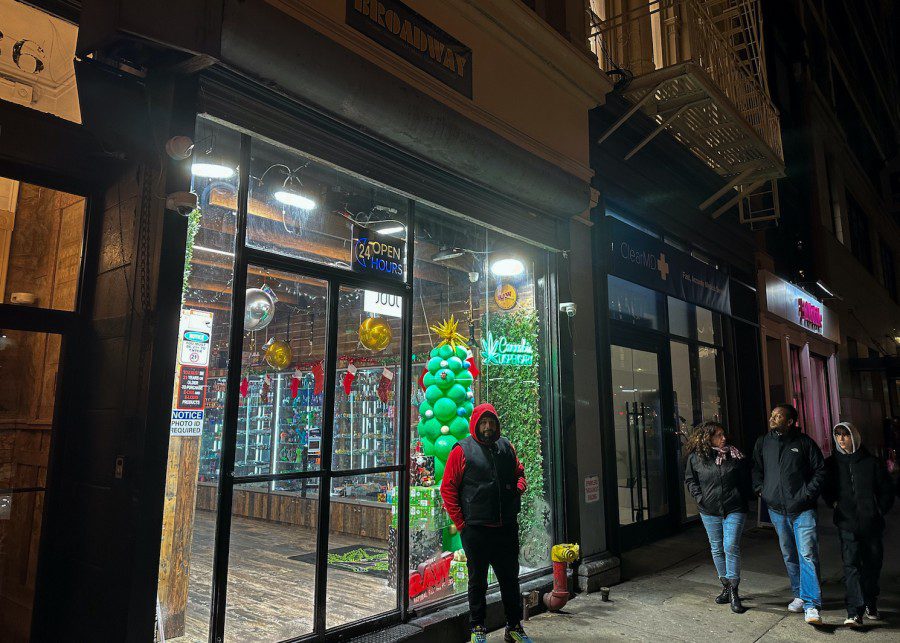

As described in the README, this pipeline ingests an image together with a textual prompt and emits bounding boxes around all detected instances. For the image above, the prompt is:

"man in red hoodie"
[441,403,531,643]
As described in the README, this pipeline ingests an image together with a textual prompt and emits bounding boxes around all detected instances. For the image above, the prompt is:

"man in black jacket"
[823,422,895,627]
[752,404,826,625]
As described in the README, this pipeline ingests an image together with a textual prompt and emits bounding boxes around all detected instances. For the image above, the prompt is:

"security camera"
[165,135,194,160]
[468,271,479,283]
[559,302,576,318]
[166,191,198,216]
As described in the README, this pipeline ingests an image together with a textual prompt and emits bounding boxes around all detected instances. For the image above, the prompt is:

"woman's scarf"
[713,445,744,466]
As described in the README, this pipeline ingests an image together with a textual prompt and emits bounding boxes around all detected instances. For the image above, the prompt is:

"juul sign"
[798,299,823,329]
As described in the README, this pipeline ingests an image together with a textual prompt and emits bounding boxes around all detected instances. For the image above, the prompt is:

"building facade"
[0,1,620,641]
[762,0,900,449]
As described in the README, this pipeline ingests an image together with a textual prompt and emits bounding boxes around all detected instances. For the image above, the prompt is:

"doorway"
[608,331,678,546]
[0,176,88,642]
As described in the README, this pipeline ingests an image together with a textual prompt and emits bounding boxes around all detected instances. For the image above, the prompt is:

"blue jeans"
[769,509,822,609]
[700,512,746,581]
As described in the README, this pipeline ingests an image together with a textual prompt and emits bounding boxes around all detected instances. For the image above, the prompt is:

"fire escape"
[590,0,784,223]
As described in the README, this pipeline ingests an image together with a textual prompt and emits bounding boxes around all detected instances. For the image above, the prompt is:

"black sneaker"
[504,623,534,643]
[844,614,863,627]
[865,605,881,621]
[471,625,488,643]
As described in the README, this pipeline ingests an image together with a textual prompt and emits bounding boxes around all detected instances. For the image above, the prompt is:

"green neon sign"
[480,332,534,367]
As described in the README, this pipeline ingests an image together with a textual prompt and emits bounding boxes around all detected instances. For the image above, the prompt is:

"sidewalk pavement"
[489,504,899,642]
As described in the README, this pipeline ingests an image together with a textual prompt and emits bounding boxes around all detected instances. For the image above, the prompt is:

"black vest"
[457,435,521,526]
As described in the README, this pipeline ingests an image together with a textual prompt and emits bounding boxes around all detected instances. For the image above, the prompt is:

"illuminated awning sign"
[480,332,533,367]
[798,299,822,330]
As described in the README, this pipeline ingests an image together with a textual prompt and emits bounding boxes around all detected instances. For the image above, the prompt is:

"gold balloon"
[264,339,293,370]
[358,317,392,352]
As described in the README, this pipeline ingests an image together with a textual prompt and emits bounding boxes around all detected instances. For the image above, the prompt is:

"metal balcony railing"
[589,0,784,219]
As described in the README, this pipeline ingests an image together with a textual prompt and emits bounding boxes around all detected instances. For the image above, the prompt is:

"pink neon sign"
[797,298,823,329]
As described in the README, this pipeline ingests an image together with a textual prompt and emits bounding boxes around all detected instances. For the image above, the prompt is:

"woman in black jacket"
[684,421,752,613]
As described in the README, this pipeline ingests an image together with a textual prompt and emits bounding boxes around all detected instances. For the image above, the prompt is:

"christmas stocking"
[239,376,250,398]
[378,367,394,403]
[312,360,325,396]
[417,366,428,392]
[465,351,480,380]
[290,368,302,399]
[342,362,357,395]
[261,373,272,404]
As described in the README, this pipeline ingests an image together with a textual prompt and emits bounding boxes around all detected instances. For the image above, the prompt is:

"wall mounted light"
[261,163,317,210]
[192,162,235,179]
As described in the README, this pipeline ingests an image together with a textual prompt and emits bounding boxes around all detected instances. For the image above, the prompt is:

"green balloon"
[438,344,454,359]
[435,369,455,390]
[421,417,442,440]
[418,400,434,420]
[446,383,467,404]
[455,346,468,360]
[449,417,470,439]
[425,385,444,404]
[430,346,441,358]
[427,356,443,373]
[420,435,435,456]
[435,458,445,481]
[433,397,457,423]
[455,370,473,389]
[447,356,463,372]
[434,434,456,461]
[423,372,435,387]
[460,401,474,417]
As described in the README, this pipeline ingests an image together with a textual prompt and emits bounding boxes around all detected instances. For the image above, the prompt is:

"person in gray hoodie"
[823,422,895,627]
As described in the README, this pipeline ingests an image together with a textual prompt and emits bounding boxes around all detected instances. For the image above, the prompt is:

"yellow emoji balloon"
[264,339,293,370]
[359,317,393,352]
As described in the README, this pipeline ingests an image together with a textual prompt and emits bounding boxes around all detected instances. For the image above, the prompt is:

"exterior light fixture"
[191,162,235,179]
[815,280,835,297]
[377,225,405,236]
[433,246,466,262]
[490,256,525,277]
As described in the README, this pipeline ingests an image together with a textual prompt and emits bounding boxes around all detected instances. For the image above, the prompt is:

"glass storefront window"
[609,275,665,330]
[408,206,554,607]
[667,296,721,344]
[697,346,724,422]
[247,134,409,275]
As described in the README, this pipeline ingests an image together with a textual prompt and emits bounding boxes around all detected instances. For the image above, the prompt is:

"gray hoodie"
[832,421,862,455]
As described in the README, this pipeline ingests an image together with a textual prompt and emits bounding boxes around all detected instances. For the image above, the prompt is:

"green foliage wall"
[481,308,550,566]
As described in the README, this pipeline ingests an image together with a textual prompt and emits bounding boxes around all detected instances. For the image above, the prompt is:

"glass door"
[609,332,678,546]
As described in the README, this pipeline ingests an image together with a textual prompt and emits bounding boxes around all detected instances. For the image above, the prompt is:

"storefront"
[759,270,841,455]
[146,0,611,638]
[592,214,762,551]
[155,108,565,640]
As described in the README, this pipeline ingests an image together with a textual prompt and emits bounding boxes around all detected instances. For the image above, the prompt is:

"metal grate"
[346,624,422,643]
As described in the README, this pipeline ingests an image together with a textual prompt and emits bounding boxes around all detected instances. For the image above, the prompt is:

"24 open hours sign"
[352,226,405,282]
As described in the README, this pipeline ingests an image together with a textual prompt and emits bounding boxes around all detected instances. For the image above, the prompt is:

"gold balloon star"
[430,316,468,351]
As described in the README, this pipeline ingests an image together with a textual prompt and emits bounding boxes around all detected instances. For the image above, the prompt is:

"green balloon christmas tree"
[417,316,474,552]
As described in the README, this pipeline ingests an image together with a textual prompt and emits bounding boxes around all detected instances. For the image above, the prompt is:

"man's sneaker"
[844,614,863,627]
[471,625,488,643]
[805,607,822,625]
[504,624,534,643]
[865,605,881,621]
[787,597,804,613]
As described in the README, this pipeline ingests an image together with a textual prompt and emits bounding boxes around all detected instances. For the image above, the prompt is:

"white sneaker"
[787,597,804,613]
[805,607,822,624]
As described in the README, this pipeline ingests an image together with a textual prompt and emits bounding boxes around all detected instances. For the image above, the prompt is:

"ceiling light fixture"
[815,280,835,297]
[191,162,235,179]
[274,189,316,210]
[377,225,405,236]
[490,257,525,277]
[432,246,466,262]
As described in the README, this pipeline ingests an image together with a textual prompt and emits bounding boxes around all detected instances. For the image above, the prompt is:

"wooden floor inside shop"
[169,509,397,642]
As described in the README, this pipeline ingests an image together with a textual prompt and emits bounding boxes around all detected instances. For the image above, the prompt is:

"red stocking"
[342,362,357,395]
[312,360,325,396]
[378,367,394,403]
[417,366,428,392]
[240,376,250,398]
[465,352,480,380]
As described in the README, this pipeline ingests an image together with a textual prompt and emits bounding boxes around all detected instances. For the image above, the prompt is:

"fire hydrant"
[543,543,580,611]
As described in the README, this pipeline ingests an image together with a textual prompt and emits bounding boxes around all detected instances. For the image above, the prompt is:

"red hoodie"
[440,403,527,531]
